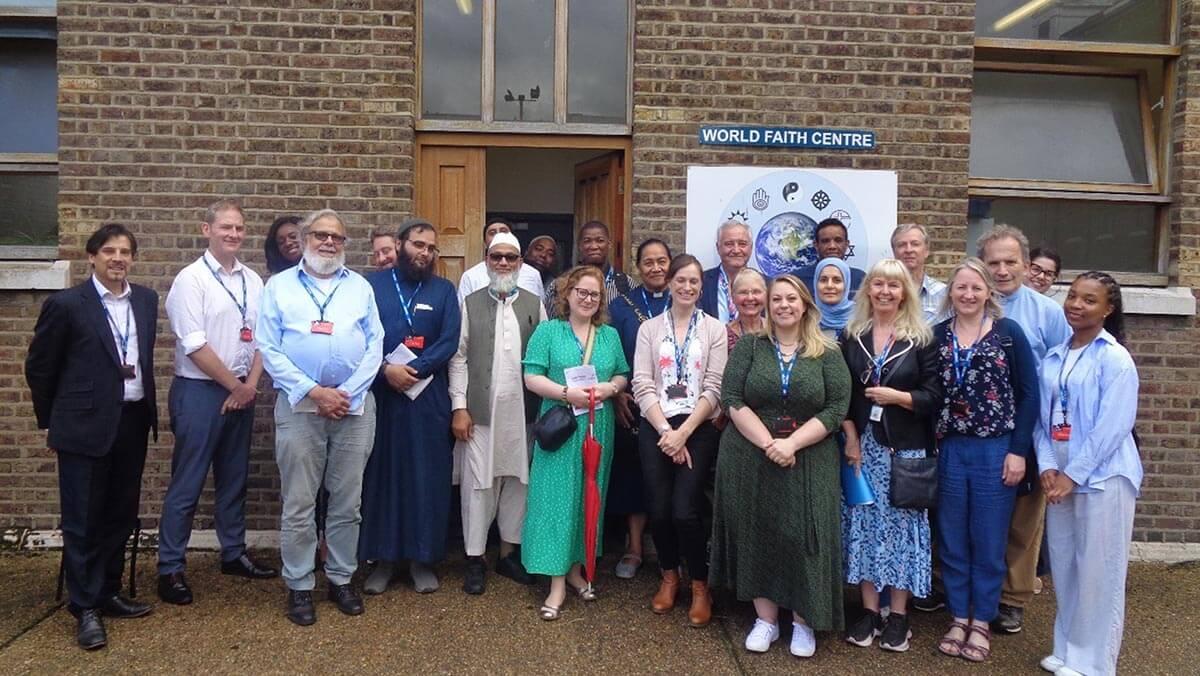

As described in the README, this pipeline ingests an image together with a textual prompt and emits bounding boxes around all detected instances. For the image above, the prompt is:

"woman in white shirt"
[632,254,728,627]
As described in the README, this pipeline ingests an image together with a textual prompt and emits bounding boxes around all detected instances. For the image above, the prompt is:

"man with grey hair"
[976,223,1069,636]
[700,219,753,320]
[891,223,946,323]
[449,232,543,595]
[257,208,384,626]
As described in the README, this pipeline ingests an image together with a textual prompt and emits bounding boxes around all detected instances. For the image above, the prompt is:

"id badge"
[869,405,884,422]
[120,364,136,380]
[404,335,425,350]
[310,320,334,335]
[771,415,797,439]
[951,400,970,418]
[665,382,687,400]
[239,326,253,342]
[1051,423,1072,441]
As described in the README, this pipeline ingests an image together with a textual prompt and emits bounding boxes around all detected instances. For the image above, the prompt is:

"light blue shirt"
[919,273,947,324]
[999,284,1070,361]
[1034,329,1143,494]
[257,265,384,409]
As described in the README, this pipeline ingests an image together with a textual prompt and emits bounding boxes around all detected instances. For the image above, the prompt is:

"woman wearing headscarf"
[813,257,854,340]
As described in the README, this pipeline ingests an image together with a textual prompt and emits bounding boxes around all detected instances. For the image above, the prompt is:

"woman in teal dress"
[522,265,630,621]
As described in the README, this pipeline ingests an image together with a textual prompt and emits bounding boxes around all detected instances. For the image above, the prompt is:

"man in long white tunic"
[450,233,545,594]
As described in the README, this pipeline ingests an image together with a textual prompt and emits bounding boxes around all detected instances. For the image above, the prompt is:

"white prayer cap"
[488,232,521,253]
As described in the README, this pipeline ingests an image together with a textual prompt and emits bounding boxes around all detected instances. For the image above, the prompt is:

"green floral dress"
[710,334,851,630]
[521,320,630,576]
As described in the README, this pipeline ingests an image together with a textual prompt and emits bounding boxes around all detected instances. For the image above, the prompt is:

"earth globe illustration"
[754,211,818,277]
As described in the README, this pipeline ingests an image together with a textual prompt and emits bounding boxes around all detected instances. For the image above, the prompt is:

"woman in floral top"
[933,258,1037,664]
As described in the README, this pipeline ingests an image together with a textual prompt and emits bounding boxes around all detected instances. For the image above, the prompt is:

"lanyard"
[950,319,985,387]
[665,309,700,385]
[718,267,738,319]
[1055,343,1092,425]
[571,324,593,364]
[297,269,343,322]
[391,269,422,333]
[203,257,248,326]
[102,299,133,365]
[640,287,669,319]
[870,333,896,386]
[775,340,796,399]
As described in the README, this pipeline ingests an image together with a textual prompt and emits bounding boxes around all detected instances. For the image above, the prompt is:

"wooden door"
[416,145,485,285]
[574,151,626,271]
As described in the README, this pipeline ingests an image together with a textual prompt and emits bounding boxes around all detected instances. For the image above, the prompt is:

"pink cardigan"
[631,311,728,420]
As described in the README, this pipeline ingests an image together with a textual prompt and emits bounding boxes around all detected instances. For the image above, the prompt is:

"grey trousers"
[274,393,375,589]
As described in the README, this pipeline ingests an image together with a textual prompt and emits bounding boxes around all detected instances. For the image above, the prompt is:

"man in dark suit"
[700,219,753,321]
[793,217,867,299]
[25,223,159,650]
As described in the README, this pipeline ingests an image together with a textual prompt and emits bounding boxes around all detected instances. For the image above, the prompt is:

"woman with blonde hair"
[725,267,768,351]
[840,259,941,653]
[711,274,850,658]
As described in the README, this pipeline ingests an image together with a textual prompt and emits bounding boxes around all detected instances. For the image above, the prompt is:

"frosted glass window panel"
[567,0,628,124]
[0,38,56,153]
[0,173,57,245]
[967,197,1156,273]
[977,0,1170,44]
[970,71,1149,185]
[421,1,482,120]
[494,0,554,122]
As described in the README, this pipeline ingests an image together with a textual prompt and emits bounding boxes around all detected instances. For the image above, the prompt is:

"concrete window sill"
[0,260,71,290]
[1048,285,1195,316]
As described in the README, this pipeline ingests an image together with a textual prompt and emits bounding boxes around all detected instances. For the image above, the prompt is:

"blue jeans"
[937,433,1017,622]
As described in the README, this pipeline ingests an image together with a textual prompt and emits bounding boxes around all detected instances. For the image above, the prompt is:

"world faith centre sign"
[698,125,876,151]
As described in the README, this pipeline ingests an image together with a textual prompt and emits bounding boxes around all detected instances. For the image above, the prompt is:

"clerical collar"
[647,289,666,298]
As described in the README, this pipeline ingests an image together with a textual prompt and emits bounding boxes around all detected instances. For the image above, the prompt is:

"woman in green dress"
[521,265,630,621]
[710,273,851,658]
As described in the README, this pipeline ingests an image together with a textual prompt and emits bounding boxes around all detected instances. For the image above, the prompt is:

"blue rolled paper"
[840,453,875,506]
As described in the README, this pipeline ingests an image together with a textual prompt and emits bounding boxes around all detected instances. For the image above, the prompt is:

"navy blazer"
[25,280,159,456]
[699,266,722,319]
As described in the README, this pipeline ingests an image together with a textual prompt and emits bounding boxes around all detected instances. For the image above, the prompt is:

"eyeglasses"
[572,287,602,302]
[408,240,440,256]
[488,253,521,264]
[1029,264,1058,280]
[309,231,347,244]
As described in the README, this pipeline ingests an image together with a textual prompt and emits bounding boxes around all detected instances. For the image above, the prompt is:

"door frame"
[414,132,634,271]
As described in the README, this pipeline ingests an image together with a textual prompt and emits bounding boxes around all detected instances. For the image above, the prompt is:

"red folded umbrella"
[582,388,603,582]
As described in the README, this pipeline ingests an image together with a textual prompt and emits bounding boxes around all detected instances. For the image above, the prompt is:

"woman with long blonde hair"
[711,274,850,658]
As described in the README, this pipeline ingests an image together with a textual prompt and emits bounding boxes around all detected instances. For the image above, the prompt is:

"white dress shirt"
[166,250,264,379]
[93,275,143,402]
[456,260,544,306]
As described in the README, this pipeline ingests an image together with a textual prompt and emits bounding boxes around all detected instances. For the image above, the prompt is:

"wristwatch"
[658,423,672,435]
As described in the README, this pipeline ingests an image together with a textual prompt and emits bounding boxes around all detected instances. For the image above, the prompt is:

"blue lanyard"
[570,324,593,364]
[1056,343,1092,425]
[203,257,248,326]
[391,269,422,333]
[297,270,342,322]
[950,320,984,387]
[775,341,796,399]
[870,333,896,386]
[102,299,132,364]
[665,309,700,385]
[640,287,669,318]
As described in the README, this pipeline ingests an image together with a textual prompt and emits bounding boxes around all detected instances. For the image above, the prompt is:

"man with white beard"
[449,233,544,594]
[256,208,383,626]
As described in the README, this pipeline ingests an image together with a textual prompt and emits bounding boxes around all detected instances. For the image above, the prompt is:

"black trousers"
[57,400,151,611]
[638,415,720,581]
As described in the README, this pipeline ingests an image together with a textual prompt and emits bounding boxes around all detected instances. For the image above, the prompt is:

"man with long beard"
[359,218,461,595]
[448,233,543,594]
[256,209,383,626]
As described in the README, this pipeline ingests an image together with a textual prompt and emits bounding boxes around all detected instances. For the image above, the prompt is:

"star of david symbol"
[846,244,856,258]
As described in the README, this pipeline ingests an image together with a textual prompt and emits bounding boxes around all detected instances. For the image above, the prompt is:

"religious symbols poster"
[685,166,898,277]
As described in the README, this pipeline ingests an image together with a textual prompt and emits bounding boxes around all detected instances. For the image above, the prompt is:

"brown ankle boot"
[688,580,712,627]
[651,569,680,614]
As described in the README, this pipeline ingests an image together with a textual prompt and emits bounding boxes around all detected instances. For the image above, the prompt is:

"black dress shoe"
[463,556,487,595]
[327,582,364,616]
[100,594,152,619]
[495,552,534,585]
[157,572,193,605]
[220,553,279,579]
[76,608,107,650]
[286,590,316,626]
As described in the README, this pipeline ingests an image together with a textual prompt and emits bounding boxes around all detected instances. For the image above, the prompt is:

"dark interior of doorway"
[486,211,574,276]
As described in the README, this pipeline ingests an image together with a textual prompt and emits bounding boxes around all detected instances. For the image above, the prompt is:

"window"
[0,0,57,257]
[418,0,631,133]
[971,3,1177,281]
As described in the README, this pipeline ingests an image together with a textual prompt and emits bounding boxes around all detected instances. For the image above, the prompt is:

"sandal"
[538,602,562,621]
[615,553,643,579]
[961,623,992,662]
[569,581,597,602]
[937,620,970,657]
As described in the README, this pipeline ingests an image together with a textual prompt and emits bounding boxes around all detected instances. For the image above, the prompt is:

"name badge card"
[771,415,797,439]
[665,382,687,400]
[1051,423,1072,442]
[240,327,253,342]
[404,335,425,350]
[869,405,884,422]
[120,364,136,380]
[311,320,334,335]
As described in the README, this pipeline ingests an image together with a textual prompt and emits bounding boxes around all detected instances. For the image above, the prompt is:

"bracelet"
[561,385,569,402]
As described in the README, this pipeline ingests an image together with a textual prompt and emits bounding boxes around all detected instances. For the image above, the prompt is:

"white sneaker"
[790,622,816,657]
[1055,667,1085,676]
[1040,655,1065,673]
[744,619,780,652]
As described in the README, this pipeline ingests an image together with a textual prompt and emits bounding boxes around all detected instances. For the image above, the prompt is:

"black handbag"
[532,405,578,452]
[890,452,938,510]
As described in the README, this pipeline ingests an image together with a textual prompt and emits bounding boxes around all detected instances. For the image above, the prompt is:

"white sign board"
[685,166,898,280]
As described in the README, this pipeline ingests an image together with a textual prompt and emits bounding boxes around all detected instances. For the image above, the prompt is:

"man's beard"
[397,249,433,282]
[487,267,519,295]
[303,249,345,276]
